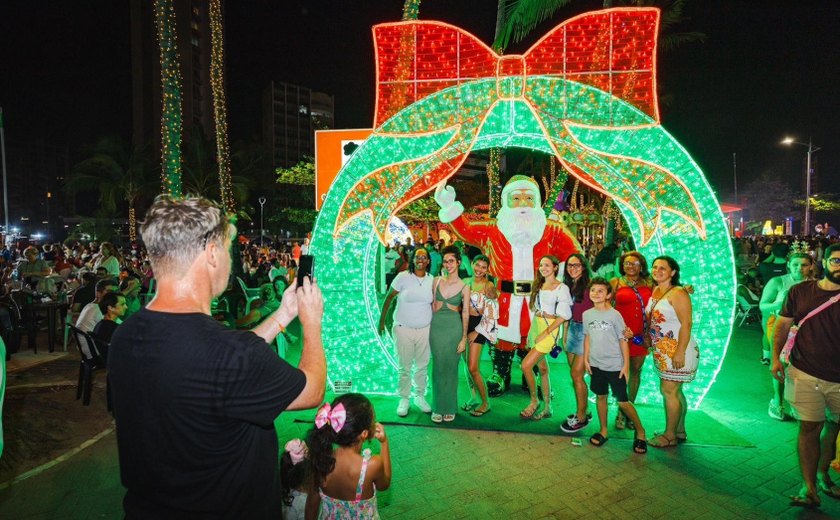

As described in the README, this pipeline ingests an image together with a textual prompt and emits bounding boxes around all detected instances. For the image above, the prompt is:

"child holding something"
[306,394,391,519]
[583,278,648,454]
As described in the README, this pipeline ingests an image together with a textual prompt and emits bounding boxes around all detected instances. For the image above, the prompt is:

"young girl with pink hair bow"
[306,394,391,519]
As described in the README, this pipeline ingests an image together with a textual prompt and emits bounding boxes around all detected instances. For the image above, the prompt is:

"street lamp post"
[781,137,821,236]
[258,196,266,247]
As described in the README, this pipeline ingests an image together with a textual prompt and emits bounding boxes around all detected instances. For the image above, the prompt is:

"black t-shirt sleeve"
[219,332,307,426]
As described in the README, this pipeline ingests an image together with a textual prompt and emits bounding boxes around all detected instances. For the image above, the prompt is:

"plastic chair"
[236,277,261,316]
[68,324,110,408]
[142,278,156,305]
[735,284,761,327]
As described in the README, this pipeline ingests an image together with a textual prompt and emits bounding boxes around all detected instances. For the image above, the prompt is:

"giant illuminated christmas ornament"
[309,8,735,408]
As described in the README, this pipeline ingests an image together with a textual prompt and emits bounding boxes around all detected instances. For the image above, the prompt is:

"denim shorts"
[564,321,584,355]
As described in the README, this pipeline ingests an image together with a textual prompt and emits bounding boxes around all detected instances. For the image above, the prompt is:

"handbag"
[779,294,840,364]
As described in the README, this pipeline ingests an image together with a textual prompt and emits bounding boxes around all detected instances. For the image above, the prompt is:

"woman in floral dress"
[646,256,699,448]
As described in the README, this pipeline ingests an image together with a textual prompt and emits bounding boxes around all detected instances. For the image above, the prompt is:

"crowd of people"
[7,195,839,516]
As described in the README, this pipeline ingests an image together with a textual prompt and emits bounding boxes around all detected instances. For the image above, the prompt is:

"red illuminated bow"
[315,402,347,432]
[372,9,660,128]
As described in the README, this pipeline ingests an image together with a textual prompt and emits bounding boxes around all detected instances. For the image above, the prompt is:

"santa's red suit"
[448,216,578,344]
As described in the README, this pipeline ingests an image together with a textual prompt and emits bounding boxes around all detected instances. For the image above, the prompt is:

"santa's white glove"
[434,183,464,224]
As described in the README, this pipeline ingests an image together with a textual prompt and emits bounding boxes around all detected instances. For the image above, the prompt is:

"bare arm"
[458,283,470,353]
[372,423,392,491]
[583,333,592,374]
[378,288,399,334]
[269,279,326,411]
[759,278,782,316]
[670,289,693,353]
[770,315,794,383]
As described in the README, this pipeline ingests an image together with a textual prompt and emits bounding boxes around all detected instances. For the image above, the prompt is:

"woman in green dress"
[429,246,470,423]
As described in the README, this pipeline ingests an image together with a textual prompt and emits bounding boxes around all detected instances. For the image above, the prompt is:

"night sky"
[2,0,838,206]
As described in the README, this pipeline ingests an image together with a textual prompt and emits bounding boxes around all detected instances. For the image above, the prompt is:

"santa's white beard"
[497,206,547,248]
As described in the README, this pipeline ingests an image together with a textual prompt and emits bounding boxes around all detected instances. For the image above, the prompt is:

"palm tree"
[67,137,156,242]
[495,0,704,53]
[182,131,254,208]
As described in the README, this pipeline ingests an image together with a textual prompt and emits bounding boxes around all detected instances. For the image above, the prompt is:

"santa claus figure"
[434,175,580,395]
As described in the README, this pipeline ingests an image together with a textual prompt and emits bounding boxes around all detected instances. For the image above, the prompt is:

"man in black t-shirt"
[771,244,840,508]
[109,196,326,519]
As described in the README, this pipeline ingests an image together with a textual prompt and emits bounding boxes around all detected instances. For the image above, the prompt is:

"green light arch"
[310,76,735,409]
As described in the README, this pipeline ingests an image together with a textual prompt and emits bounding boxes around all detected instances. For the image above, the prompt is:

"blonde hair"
[140,195,233,277]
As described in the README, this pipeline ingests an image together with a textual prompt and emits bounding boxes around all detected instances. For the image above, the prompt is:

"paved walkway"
[2,323,839,519]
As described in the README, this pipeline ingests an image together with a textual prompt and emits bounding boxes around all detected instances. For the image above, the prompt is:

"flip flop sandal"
[589,433,608,447]
[470,407,491,417]
[520,403,538,419]
[431,413,443,423]
[655,431,687,444]
[443,414,456,422]
[649,434,678,448]
[790,492,821,509]
[633,437,648,454]
[818,477,840,499]
[615,413,626,430]
[461,401,479,412]
[533,407,553,421]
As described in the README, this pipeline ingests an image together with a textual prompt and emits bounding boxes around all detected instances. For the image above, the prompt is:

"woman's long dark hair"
[307,393,375,487]
[563,253,592,303]
[530,255,560,310]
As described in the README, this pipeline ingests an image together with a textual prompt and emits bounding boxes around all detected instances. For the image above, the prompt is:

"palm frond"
[659,31,706,51]
[494,0,574,51]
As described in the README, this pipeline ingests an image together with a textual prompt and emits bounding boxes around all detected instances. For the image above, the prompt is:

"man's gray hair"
[140,195,233,276]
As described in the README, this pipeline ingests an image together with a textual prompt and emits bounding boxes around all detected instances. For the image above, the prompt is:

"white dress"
[645,294,699,382]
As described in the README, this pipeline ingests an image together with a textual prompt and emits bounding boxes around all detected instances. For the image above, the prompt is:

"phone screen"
[297,255,314,287]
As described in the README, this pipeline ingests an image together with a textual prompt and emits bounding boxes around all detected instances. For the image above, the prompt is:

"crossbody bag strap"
[627,283,648,332]
[646,286,674,323]
[796,294,840,328]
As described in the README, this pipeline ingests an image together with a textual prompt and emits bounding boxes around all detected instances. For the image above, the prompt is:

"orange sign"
[314,129,372,210]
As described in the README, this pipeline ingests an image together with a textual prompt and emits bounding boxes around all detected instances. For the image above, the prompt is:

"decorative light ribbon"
[334,8,706,246]
[284,439,308,465]
[314,402,347,432]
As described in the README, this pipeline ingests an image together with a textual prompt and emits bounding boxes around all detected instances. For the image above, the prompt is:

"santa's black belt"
[500,280,533,296]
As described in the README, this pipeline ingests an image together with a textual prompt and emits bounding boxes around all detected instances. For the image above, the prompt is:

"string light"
[210,0,234,212]
[155,0,183,197]
[310,9,735,408]
[128,207,137,242]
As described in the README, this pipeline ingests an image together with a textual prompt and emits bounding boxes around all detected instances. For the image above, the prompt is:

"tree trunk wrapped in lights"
[155,0,183,197]
[210,0,235,212]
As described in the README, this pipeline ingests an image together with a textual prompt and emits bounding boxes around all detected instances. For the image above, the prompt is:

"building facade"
[262,81,334,169]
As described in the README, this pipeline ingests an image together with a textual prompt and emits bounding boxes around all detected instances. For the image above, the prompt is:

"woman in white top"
[520,255,572,420]
[378,248,434,417]
[94,242,120,278]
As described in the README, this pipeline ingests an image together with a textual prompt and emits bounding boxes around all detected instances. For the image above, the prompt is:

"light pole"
[258,196,266,247]
[781,137,821,236]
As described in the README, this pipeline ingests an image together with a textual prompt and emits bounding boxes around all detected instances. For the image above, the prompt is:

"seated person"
[119,277,143,318]
[71,272,98,312]
[93,292,128,353]
[18,246,51,289]
[235,279,283,329]
[76,278,118,334]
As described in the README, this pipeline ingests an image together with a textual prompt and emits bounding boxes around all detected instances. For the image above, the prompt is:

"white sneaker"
[396,398,410,417]
[413,396,432,413]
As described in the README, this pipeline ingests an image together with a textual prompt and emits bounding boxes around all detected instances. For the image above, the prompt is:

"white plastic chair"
[735,284,761,327]
[236,277,261,316]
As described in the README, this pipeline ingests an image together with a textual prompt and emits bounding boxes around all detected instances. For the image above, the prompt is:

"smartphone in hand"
[297,255,314,288]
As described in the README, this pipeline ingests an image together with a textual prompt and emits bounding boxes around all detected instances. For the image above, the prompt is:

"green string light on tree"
[210,0,234,212]
[155,0,183,197]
